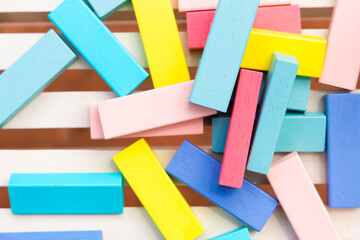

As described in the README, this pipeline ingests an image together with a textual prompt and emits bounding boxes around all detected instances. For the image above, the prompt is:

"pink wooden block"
[90,103,204,139]
[319,0,360,90]
[219,70,262,188]
[187,5,301,50]
[98,81,217,139]
[267,152,341,240]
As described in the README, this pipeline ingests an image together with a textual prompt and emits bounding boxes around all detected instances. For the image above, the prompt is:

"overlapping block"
[209,227,251,240]
[0,231,103,240]
[87,0,130,19]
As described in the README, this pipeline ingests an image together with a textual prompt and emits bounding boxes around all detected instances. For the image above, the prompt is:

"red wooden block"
[219,69,262,188]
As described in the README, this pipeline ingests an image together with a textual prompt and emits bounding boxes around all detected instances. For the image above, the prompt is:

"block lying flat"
[8,173,123,214]
[98,81,217,139]
[48,0,148,97]
[326,93,360,207]
[208,227,251,240]
[87,0,130,19]
[166,140,279,231]
[0,29,76,127]
[113,139,204,240]
[132,0,190,88]
[267,152,340,240]
[0,231,102,240]
[190,0,260,112]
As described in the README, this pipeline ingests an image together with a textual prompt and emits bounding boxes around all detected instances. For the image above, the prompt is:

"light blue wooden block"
[247,52,298,174]
[189,0,260,112]
[0,231,102,240]
[48,0,148,97]
[87,0,130,19]
[209,227,251,240]
[0,29,77,127]
[8,173,123,214]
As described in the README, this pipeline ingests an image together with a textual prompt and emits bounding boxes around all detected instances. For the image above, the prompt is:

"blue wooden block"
[247,52,298,174]
[0,29,77,127]
[166,140,278,231]
[8,173,123,214]
[0,231,102,240]
[326,93,360,208]
[208,227,251,240]
[189,0,260,112]
[48,0,148,97]
[87,0,130,19]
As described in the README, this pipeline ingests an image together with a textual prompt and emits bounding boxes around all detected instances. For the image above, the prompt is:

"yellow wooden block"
[132,0,190,88]
[242,28,326,78]
[113,139,204,240]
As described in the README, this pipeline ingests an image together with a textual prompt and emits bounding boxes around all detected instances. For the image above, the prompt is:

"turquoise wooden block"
[0,29,77,127]
[209,227,251,240]
[87,0,130,19]
[247,52,298,174]
[190,0,260,112]
[8,173,123,214]
[0,231,102,240]
[49,0,148,97]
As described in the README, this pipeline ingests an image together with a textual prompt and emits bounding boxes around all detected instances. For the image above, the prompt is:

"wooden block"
[8,173,123,214]
[87,0,130,19]
[131,0,190,88]
[90,103,204,139]
[208,227,251,240]
[0,231,102,240]
[166,140,279,231]
[219,70,262,188]
[190,0,260,112]
[267,152,340,240]
[0,29,76,127]
[48,0,148,97]
[186,5,301,50]
[98,81,217,139]
[319,0,360,90]
[247,52,298,175]
[326,93,360,207]
[113,139,204,240]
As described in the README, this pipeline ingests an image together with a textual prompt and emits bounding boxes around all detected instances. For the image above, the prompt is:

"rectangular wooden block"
[132,0,190,88]
[87,0,130,19]
[326,93,360,207]
[0,231,103,240]
[190,0,260,112]
[0,29,77,127]
[247,52,298,175]
[8,173,123,214]
[267,152,340,240]
[219,70,262,188]
[208,227,251,240]
[90,103,204,139]
[319,0,360,90]
[98,81,217,139]
[113,139,204,240]
[48,0,148,97]
[166,140,279,231]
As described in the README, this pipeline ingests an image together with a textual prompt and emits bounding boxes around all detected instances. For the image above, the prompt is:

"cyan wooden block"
[247,52,298,174]
[0,231,102,240]
[87,0,130,19]
[49,0,148,97]
[326,93,360,208]
[209,227,251,240]
[190,0,260,112]
[0,29,77,127]
[8,173,123,214]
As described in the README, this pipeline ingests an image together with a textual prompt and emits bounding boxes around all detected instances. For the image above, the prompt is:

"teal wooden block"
[87,0,130,19]
[247,52,298,174]
[49,0,148,97]
[190,0,260,112]
[0,231,102,240]
[209,227,251,240]
[0,29,77,127]
[8,173,123,214]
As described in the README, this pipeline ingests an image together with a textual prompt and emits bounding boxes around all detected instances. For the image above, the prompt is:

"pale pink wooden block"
[267,152,340,240]
[90,103,204,139]
[319,0,360,90]
[98,81,217,139]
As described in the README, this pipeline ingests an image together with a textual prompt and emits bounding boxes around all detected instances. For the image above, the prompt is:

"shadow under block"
[219,70,262,188]
[87,0,130,19]
[208,227,251,240]
[326,93,360,207]
[319,0,360,90]
[0,29,77,127]
[189,0,260,112]
[131,0,190,88]
[90,103,204,139]
[8,173,123,214]
[48,0,148,97]
[166,140,279,231]
[0,231,103,240]
[113,139,204,240]
[98,81,217,139]
[267,152,340,240]
[247,53,298,175]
